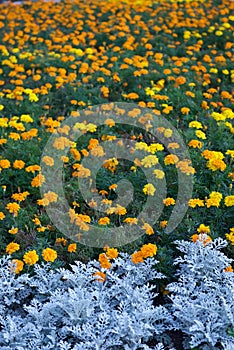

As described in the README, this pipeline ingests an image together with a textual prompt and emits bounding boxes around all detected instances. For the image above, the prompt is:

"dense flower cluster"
[0,0,233,278]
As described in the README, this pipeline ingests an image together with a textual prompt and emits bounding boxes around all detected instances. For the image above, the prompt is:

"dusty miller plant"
[0,253,174,350]
[166,238,234,350]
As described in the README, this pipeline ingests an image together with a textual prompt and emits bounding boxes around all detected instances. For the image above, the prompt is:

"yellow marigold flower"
[181,107,190,114]
[0,159,11,169]
[197,224,210,234]
[142,223,154,235]
[42,248,57,262]
[20,114,33,123]
[93,271,106,282]
[224,195,234,207]
[195,130,206,139]
[43,191,58,203]
[202,150,224,160]
[124,217,138,225]
[225,228,234,245]
[8,227,18,234]
[103,158,119,173]
[159,220,168,229]
[0,212,5,220]
[68,243,77,253]
[153,169,165,179]
[11,191,29,202]
[206,192,223,208]
[11,259,24,274]
[25,164,41,173]
[114,204,127,215]
[141,155,159,168]
[188,198,205,208]
[226,150,234,158]
[31,173,45,187]
[141,243,157,258]
[23,250,39,265]
[143,183,156,196]
[42,156,54,166]
[13,160,25,169]
[0,138,7,145]
[189,121,203,129]
[206,158,226,172]
[6,242,20,254]
[6,202,20,216]
[131,251,144,264]
[98,253,111,269]
[106,248,118,260]
[163,197,175,206]
[148,143,164,153]
[98,217,110,225]
[188,140,203,149]
[164,154,179,165]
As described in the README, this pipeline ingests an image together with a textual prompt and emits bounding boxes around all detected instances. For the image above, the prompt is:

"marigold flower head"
[98,253,111,269]
[98,217,110,225]
[163,197,175,206]
[131,251,144,264]
[11,259,24,274]
[206,158,226,172]
[6,242,20,254]
[13,160,25,169]
[141,243,157,258]
[197,224,210,234]
[0,212,6,220]
[6,202,20,216]
[143,183,156,196]
[93,271,106,282]
[164,154,179,165]
[224,195,234,207]
[188,198,204,208]
[142,223,154,235]
[191,233,212,246]
[67,243,77,253]
[106,248,118,260]
[23,250,39,265]
[124,217,138,225]
[42,248,57,262]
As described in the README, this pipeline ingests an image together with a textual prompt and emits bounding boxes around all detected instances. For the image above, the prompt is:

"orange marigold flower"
[6,242,20,254]
[124,217,138,225]
[106,248,118,260]
[13,160,25,169]
[142,223,154,235]
[131,251,144,264]
[163,197,175,206]
[31,173,45,187]
[164,154,179,165]
[141,243,157,258]
[93,271,106,282]
[68,243,77,253]
[6,202,20,216]
[0,212,6,220]
[11,259,24,274]
[98,253,111,269]
[206,158,226,172]
[98,217,110,225]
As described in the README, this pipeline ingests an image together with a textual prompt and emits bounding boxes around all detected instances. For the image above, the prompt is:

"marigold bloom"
[191,233,212,246]
[0,159,11,169]
[11,259,24,274]
[23,250,39,265]
[93,271,106,282]
[206,158,226,172]
[98,253,111,269]
[6,242,20,254]
[142,223,154,235]
[131,251,144,264]
[98,217,110,225]
[124,217,138,225]
[6,202,20,216]
[188,140,203,149]
[224,195,234,207]
[42,156,54,166]
[163,197,176,206]
[13,160,25,169]
[141,155,159,168]
[106,248,118,260]
[188,198,205,208]
[68,243,77,253]
[164,154,179,165]
[141,243,157,258]
[31,173,45,187]
[225,228,234,245]
[197,224,211,234]
[0,212,5,220]
[206,192,223,208]
[42,248,57,262]
[143,183,156,196]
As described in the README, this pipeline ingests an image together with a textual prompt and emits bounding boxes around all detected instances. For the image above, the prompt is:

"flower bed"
[0,0,233,348]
